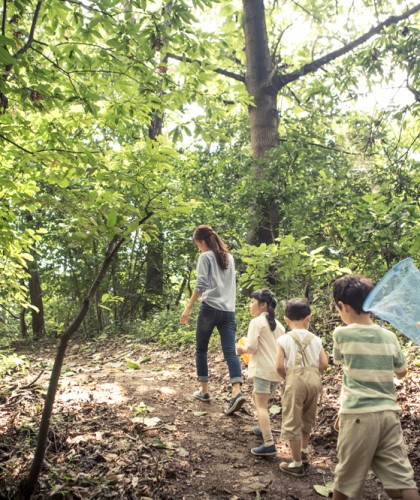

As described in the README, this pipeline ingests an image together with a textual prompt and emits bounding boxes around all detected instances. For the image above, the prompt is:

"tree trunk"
[28,268,45,339]
[18,210,153,499]
[241,0,420,245]
[143,237,164,317]
[18,234,126,499]
[242,0,281,245]
[20,308,28,339]
[142,38,169,316]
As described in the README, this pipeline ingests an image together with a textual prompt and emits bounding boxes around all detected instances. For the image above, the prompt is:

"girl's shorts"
[253,377,279,394]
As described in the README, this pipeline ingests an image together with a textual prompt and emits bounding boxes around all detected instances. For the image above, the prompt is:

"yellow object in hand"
[237,337,249,366]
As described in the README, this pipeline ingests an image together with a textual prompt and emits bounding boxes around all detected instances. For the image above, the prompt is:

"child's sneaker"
[279,461,305,477]
[251,444,277,456]
[225,392,245,415]
[193,391,210,402]
[301,450,309,464]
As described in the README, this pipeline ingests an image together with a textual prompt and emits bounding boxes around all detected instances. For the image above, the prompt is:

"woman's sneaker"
[225,392,246,415]
[251,444,277,456]
[193,391,210,402]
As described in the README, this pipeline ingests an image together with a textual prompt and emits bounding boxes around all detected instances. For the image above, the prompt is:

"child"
[236,289,285,456]
[276,298,328,476]
[332,274,419,500]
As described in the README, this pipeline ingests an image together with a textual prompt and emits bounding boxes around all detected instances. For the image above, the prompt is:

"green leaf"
[126,358,141,369]
[0,47,15,65]
[313,482,334,497]
[0,35,14,46]
[106,211,117,228]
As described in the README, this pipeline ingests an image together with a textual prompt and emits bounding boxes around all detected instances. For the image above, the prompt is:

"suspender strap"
[289,330,315,367]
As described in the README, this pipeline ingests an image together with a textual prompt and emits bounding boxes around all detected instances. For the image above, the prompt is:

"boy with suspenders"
[276,299,329,476]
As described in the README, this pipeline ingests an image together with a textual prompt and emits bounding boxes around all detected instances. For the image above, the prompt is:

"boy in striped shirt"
[332,275,418,500]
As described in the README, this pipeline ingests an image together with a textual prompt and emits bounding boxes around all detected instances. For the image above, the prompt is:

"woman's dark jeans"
[195,303,242,385]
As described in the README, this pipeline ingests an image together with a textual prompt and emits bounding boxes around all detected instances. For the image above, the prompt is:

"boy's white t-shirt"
[277,328,323,373]
[245,312,285,382]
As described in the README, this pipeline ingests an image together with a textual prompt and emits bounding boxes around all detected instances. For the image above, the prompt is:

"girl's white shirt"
[245,312,285,381]
[277,328,323,372]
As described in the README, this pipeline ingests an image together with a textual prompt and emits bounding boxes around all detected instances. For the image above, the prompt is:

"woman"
[180,225,245,415]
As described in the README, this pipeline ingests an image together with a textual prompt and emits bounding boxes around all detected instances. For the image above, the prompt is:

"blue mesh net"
[363,258,420,345]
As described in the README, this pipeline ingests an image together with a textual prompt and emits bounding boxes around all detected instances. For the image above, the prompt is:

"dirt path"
[0,337,418,499]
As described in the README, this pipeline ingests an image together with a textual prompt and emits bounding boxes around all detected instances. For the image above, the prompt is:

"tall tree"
[168,0,419,244]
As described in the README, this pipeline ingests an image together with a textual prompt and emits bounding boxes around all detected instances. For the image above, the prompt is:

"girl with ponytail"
[236,289,285,456]
[180,225,245,415]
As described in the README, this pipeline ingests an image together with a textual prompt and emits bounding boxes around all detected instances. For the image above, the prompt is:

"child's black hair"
[333,274,374,315]
[250,289,277,331]
[284,298,311,321]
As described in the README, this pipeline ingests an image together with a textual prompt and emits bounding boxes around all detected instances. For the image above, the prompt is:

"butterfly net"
[363,258,420,345]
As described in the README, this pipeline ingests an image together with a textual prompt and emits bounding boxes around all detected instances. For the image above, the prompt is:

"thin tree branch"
[62,0,117,19]
[166,52,245,83]
[19,370,45,390]
[407,82,420,102]
[271,24,292,65]
[276,3,420,89]
[13,1,42,59]
[30,45,80,95]
[290,0,322,22]
[280,137,377,156]
[0,133,34,154]
[2,0,6,37]
[3,0,42,85]
[0,133,100,155]
[0,303,19,319]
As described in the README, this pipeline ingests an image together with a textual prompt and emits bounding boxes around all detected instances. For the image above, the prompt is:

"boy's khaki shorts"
[280,368,321,441]
[334,410,417,499]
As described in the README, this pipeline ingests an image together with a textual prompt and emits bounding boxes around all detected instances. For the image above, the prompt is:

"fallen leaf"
[126,358,140,369]
[314,482,334,497]
[150,439,166,448]
[132,416,161,427]
[162,424,177,431]
[269,404,281,415]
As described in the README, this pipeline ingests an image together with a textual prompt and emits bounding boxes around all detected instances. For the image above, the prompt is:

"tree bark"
[20,308,28,338]
[243,0,280,159]
[143,237,164,317]
[142,13,170,316]
[242,0,281,244]
[241,0,420,245]
[28,268,45,339]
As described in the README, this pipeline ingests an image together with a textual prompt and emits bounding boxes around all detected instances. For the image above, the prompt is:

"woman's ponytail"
[192,225,229,270]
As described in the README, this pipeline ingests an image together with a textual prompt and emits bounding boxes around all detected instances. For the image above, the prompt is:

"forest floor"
[0,336,419,499]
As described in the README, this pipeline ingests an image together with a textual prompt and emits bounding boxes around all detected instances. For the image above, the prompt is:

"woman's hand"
[180,308,190,324]
[179,292,201,324]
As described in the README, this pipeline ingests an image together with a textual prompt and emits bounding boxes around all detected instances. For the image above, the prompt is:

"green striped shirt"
[333,324,406,414]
